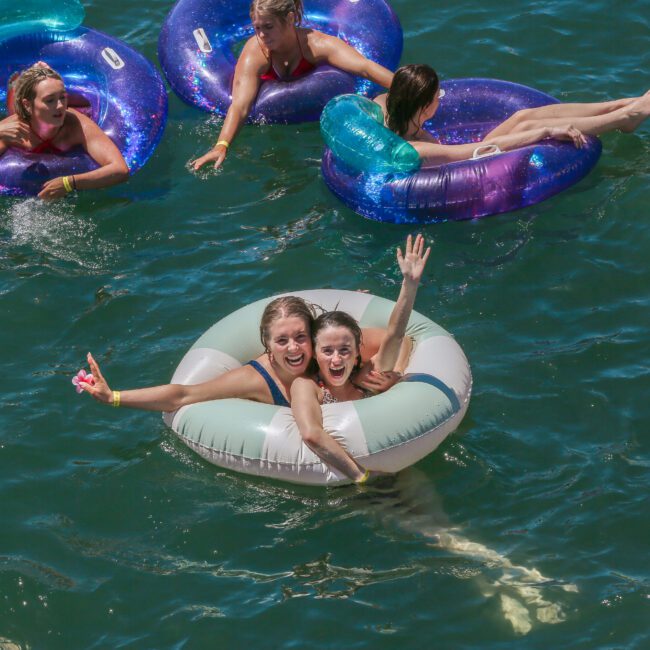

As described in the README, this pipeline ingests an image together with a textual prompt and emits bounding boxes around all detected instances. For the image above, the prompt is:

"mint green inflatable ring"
[163,290,472,486]
[0,0,84,41]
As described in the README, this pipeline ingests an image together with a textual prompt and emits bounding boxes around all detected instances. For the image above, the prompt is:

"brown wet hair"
[259,295,317,352]
[386,64,440,138]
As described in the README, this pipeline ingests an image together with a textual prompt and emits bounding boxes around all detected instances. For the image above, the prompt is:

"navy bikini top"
[246,360,290,407]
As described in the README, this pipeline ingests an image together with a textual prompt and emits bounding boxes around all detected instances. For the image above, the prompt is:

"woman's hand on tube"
[38,176,69,200]
[0,120,30,148]
[355,366,402,394]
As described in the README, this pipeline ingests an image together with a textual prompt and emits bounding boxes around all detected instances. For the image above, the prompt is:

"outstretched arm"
[78,353,267,411]
[315,33,393,89]
[290,377,368,482]
[372,234,430,372]
[191,43,264,171]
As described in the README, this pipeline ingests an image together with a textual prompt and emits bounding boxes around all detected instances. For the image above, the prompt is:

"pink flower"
[72,368,95,394]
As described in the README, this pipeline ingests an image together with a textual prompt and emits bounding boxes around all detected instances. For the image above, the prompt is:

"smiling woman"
[75,295,399,411]
[0,62,129,199]
[289,234,430,482]
[157,0,401,170]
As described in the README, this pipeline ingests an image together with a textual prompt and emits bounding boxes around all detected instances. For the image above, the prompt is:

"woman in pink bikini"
[0,62,129,200]
[192,0,394,171]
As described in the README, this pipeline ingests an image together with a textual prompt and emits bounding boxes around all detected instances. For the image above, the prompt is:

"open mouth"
[285,353,305,368]
[329,367,346,379]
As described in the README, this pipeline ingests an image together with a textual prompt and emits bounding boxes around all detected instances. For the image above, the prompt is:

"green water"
[1,0,649,647]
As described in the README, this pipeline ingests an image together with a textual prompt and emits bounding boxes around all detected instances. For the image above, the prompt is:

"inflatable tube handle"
[472,144,501,159]
[193,28,212,53]
[101,47,125,70]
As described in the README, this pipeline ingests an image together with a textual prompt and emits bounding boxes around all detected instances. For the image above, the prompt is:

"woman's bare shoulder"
[373,93,388,111]
[304,28,340,56]
[237,36,269,70]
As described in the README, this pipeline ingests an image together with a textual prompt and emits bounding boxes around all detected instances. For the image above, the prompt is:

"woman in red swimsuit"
[191,0,394,171]
[0,62,129,200]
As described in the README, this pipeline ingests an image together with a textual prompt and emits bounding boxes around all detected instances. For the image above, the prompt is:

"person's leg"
[486,95,643,138]
[507,92,650,137]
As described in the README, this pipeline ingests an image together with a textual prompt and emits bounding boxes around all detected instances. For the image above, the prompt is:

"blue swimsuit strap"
[246,360,290,407]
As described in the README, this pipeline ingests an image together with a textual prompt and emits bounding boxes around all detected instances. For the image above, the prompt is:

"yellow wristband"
[216,140,230,149]
[112,390,121,408]
[62,176,73,193]
[356,469,370,485]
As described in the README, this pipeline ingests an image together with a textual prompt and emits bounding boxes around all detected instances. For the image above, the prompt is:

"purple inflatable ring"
[0,28,168,197]
[322,78,603,223]
[158,0,402,123]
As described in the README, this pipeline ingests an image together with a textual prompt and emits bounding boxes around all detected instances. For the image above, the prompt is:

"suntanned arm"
[37,110,129,200]
[372,235,430,372]
[290,377,366,480]
[80,353,269,411]
[313,32,393,89]
[68,110,129,189]
[191,41,265,170]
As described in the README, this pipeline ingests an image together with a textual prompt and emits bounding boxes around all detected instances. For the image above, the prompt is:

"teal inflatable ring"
[163,289,472,486]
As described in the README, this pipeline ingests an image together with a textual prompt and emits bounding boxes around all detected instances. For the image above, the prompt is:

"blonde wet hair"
[250,0,304,24]
[13,63,63,122]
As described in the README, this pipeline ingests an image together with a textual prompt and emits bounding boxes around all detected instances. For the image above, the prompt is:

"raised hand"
[191,144,228,171]
[77,353,113,404]
[396,233,431,285]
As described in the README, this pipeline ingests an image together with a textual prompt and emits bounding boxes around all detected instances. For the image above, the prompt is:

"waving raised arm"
[372,234,430,372]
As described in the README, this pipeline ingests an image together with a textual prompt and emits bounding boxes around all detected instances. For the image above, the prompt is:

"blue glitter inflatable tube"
[0,28,168,196]
[158,0,403,123]
[321,78,603,223]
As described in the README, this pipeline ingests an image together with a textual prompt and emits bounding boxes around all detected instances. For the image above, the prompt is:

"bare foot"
[618,92,650,133]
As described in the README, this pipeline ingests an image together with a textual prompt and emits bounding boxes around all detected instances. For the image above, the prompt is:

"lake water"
[1,0,649,647]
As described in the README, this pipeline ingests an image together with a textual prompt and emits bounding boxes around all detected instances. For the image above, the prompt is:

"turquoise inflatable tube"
[163,289,472,486]
[0,0,84,41]
[320,94,420,174]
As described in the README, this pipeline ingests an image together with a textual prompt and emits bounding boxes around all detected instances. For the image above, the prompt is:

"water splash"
[0,198,117,272]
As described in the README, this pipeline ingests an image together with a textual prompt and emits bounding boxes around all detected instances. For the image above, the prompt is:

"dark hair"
[250,0,304,24]
[312,310,363,375]
[386,64,440,138]
[259,295,316,351]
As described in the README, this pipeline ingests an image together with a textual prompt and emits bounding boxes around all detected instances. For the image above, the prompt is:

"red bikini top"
[28,139,65,155]
[259,31,316,81]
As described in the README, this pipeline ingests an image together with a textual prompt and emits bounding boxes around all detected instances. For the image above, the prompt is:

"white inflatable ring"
[163,289,472,485]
